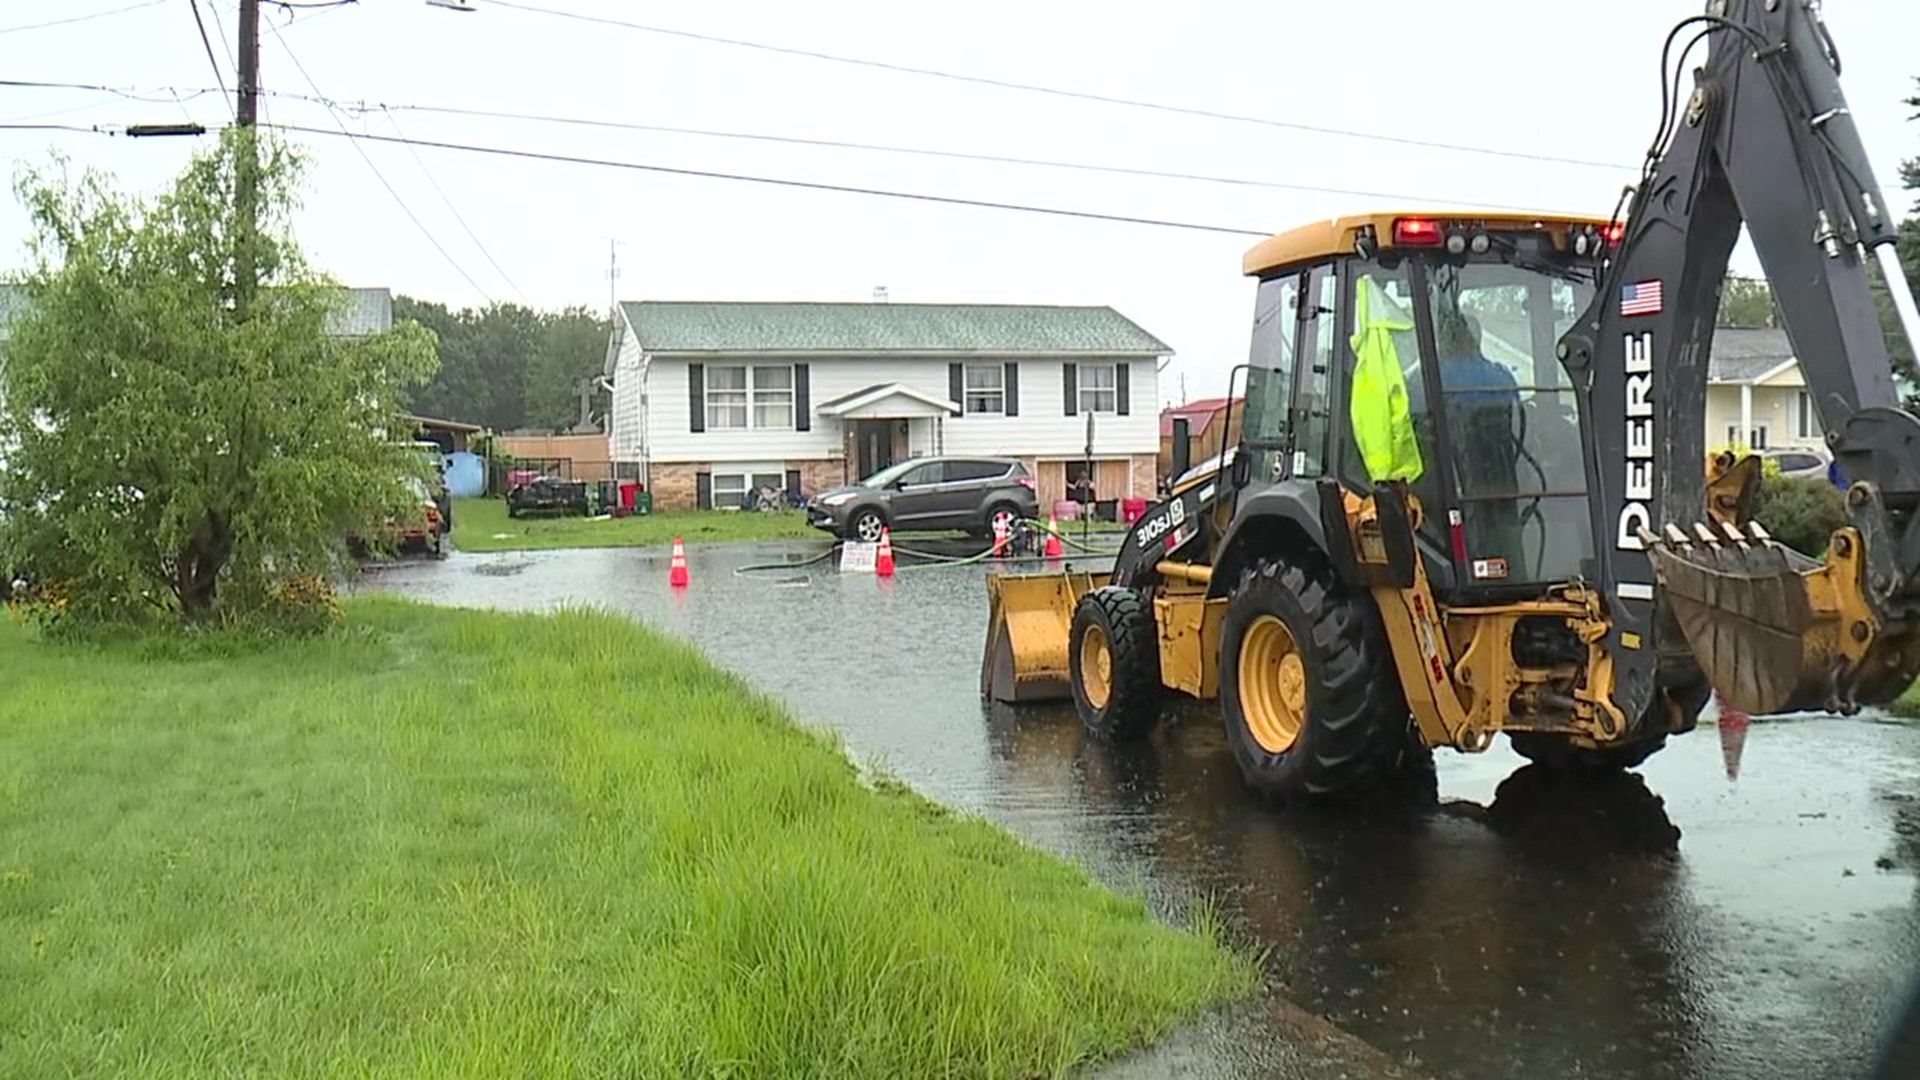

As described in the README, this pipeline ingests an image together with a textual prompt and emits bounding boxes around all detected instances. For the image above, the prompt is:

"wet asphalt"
[357,538,1920,1080]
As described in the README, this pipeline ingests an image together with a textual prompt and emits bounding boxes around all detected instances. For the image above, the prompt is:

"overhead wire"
[381,110,529,301]
[473,0,1635,174]
[264,123,1276,237]
[187,0,233,114]
[0,0,168,36]
[3,79,1606,217]
[309,94,1562,213]
[263,22,498,304]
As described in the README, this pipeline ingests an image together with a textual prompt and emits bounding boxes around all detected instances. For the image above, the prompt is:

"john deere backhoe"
[981,0,1920,800]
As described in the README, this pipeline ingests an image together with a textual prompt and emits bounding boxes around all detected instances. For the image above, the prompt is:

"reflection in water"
[984,702,1704,1080]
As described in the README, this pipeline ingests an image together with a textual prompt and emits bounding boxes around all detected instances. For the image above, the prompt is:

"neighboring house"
[1158,396,1242,483]
[1705,327,1824,451]
[604,301,1171,511]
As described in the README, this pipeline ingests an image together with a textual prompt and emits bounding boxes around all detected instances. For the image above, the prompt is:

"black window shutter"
[695,471,712,510]
[1063,362,1078,416]
[688,363,706,433]
[1004,362,1019,417]
[794,363,810,432]
[784,468,802,499]
[948,363,964,417]
[1116,362,1131,416]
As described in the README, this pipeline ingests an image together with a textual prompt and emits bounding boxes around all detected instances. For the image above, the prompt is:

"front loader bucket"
[1647,521,1917,715]
[981,570,1109,703]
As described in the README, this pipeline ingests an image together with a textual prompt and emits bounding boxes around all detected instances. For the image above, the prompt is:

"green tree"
[1717,275,1776,327]
[525,306,611,431]
[0,131,438,624]
[400,298,541,431]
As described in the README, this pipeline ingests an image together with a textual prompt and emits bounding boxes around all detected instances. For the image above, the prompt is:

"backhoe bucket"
[981,570,1109,703]
[1647,520,1904,715]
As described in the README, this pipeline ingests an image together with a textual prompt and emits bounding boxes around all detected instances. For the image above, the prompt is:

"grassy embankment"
[451,496,818,552]
[0,599,1257,1077]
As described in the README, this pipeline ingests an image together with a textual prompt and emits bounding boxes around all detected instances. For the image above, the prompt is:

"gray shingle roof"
[1708,327,1794,383]
[620,301,1172,355]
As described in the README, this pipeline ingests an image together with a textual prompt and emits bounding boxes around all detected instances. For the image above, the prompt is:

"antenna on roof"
[872,285,889,303]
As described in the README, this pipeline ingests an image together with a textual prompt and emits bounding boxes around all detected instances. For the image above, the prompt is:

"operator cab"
[1237,211,1615,599]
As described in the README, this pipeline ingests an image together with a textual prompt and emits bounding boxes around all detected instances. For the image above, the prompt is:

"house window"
[1079,363,1118,413]
[706,366,749,430]
[711,465,788,509]
[964,364,1004,414]
[706,364,794,430]
[1727,425,1770,450]
[1795,390,1818,440]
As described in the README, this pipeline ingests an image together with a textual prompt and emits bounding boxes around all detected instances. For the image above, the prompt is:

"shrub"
[1752,472,1848,557]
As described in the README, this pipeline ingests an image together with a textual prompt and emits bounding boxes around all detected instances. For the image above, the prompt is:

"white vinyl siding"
[964,363,1005,414]
[644,355,1159,464]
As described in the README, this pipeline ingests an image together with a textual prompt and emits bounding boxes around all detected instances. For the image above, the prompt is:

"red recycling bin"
[618,482,639,510]
[1122,498,1148,524]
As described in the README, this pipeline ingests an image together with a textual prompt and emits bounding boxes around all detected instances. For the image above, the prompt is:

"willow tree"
[0,130,438,624]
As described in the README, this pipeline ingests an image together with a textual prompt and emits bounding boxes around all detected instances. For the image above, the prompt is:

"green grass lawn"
[451,496,820,552]
[0,600,1256,1077]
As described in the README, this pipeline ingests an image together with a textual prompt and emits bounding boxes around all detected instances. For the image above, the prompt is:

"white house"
[1705,326,1824,452]
[604,301,1171,510]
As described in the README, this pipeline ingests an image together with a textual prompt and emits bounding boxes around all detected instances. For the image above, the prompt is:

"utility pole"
[235,0,261,310]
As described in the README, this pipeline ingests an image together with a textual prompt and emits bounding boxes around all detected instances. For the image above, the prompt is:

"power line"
[188,0,234,118]
[382,110,528,300]
[311,93,1558,213]
[474,0,1634,174]
[4,79,1607,214]
[264,23,497,304]
[0,0,167,36]
[266,123,1275,237]
[0,123,116,134]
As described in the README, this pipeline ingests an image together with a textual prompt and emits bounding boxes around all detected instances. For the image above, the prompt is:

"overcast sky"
[5,0,1920,408]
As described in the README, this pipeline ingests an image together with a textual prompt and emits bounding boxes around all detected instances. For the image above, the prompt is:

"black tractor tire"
[1069,586,1162,741]
[846,507,888,544]
[1507,674,1706,772]
[1219,552,1416,802]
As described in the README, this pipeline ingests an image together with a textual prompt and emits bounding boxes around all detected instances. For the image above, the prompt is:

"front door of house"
[855,419,895,482]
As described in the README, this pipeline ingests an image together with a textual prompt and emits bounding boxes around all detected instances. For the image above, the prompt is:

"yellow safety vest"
[1348,274,1424,483]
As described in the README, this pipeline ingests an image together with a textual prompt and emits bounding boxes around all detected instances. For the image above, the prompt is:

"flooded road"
[360,541,1920,1079]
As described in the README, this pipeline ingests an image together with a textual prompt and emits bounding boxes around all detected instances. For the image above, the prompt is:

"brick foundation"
[647,462,701,511]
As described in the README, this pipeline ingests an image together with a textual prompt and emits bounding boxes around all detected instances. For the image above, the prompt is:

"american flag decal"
[1620,279,1664,317]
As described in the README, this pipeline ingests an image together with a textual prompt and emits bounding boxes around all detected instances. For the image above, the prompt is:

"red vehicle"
[350,477,447,560]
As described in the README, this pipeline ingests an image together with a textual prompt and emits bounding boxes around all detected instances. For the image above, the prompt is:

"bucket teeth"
[1693,522,1721,546]
[1747,520,1772,542]
[1720,521,1750,546]
[1665,523,1692,546]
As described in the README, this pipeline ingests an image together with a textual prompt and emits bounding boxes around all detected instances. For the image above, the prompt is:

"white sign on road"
[840,542,878,574]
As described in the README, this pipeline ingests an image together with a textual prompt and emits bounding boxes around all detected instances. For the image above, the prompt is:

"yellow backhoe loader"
[982,0,1920,800]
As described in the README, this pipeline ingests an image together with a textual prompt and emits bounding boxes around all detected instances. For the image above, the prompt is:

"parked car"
[1759,446,1832,481]
[507,474,589,518]
[350,477,446,559]
[808,456,1039,542]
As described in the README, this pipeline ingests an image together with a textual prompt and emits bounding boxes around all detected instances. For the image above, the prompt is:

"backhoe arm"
[1559,0,1920,723]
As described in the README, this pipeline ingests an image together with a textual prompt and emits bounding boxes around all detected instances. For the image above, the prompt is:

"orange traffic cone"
[876,527,896,577]
[668,536,690,588]
[1718,694,1750,781]
[1043,515,1064,559]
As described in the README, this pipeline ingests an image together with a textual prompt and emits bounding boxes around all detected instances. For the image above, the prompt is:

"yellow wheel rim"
[1239,614,1307,754]
[1081,623,1113,710]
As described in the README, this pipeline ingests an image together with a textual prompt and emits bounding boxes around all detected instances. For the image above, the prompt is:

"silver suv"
[808,456,1039,542]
